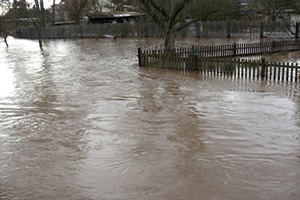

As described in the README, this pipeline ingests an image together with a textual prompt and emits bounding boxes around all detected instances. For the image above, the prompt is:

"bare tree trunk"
[75,12,81,24]
[52,0,56,25]
[140,0,194,50]
[32,19,43,50]
[33,0,44,50]
[4,35,8,47]
[37,27,43,50]
[40,0,46,26]
[164,32,175,51]
[1,15,9,47]
[34,0,40,12]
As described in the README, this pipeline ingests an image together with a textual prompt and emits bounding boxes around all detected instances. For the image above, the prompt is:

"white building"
[92,0,116,13]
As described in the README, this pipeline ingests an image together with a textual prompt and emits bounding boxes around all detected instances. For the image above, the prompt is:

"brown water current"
[0,37,300,200]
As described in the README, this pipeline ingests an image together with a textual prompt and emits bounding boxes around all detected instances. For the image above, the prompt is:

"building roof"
[85,12,145,19]
[85,12,145,24]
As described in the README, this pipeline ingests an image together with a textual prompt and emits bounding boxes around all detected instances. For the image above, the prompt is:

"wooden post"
[192,45,195,55]
[286,62,289,82]
[261,58,266,80]
[290,63,294,82]
[138,48,142,66]
[296,23,299,39]
[193,55,199,71]
[233,43,237,56]
[260,22,264,38]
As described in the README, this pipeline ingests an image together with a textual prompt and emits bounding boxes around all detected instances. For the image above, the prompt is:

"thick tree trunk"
[164,32,175,51]
[75,13,81,24]
[140,0,194,51]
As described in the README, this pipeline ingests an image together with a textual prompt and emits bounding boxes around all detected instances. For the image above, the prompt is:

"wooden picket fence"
[198,58,298,83]
[139,40,300,59]
[138,40,300,83]
[191,40,299,57]
[139,54,299,83]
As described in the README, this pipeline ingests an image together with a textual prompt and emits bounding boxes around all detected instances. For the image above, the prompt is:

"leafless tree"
[65,0,91,24]
[32,0,47,49]
[140,0,200,50]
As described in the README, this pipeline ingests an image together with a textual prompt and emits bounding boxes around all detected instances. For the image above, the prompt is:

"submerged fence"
[199,58,298,83]
[138,40,300,83]
[139,56,299,83]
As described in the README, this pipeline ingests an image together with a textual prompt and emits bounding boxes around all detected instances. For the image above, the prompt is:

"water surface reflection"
[0,37,299,200]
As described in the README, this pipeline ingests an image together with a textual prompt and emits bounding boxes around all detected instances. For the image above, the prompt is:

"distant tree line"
[1,0,299,49]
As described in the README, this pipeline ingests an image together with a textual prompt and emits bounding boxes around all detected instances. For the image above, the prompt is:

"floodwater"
[0,37,300,200]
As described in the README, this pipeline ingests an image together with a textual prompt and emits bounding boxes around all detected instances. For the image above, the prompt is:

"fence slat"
[291,63,294,82]
[295,63,298,83]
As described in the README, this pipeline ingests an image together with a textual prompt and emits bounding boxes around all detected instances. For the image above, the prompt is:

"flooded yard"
[0,37,299,200]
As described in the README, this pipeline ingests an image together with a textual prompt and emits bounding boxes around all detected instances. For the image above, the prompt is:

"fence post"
[188,46,195,70]
[296,22,299,39]
[193,55,199,71]
[138,48,142,66]
[261,58,266,80]
[260,22,264,38]
[233,43,237,56]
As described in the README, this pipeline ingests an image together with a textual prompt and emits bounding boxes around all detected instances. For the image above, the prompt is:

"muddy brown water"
[0,37,299,200]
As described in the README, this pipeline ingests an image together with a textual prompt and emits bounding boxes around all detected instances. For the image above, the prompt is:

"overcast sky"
[29,0,60,8]
[0,0,61,15]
